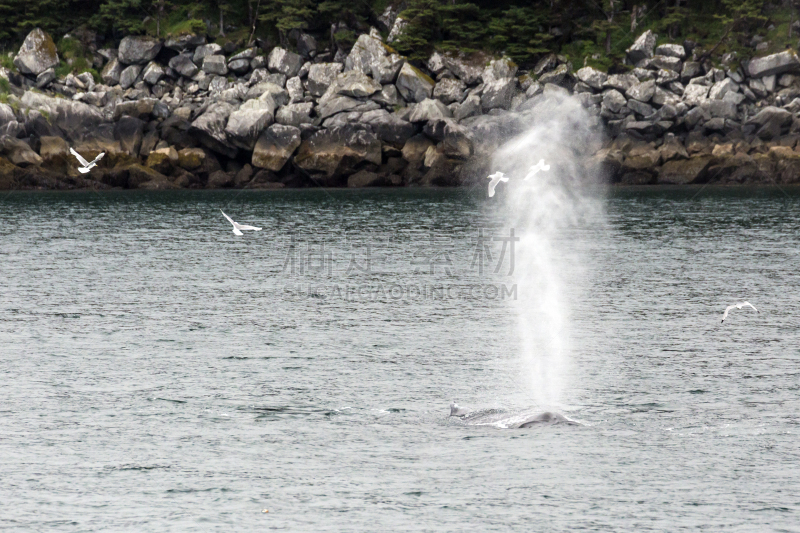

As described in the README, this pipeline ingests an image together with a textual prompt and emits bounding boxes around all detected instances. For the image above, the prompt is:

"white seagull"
[220,210,262,236]
[486,171,509,197]
[721,301,759,323]
[70,148,105,174]
[523,159,550,180]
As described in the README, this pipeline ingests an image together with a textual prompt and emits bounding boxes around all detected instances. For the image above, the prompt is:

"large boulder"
[190,102,238,157]
[747,50,800,78]
[658,157,712,184]
[244,82,288,106]
[119,64,142,89]
[268,47,304,78]
[317,96,363,120]
[344,33,403,83]
[20,91,104,139]
[481,77,518,110]
[224,95,278,150]
[141,61,164,84]
[359,109,415,144]
[101,57,123,85]
[275,102,314,127]
[433,78,466,104]
[251,124,301,171]
[168,53,199,78]
[118,35,162,65]
[14,28,59,76]
[408,98,452,123]
[164,34,205,52]
[294,124,381,182]
[575,66,608,90]
[114,116,144,155]
[441,54,482,85]
[178,147,205,170]
[307,62,344,97]
[1,137,42,166]
[626,30,657,64]
[747,106,793,140]
[330,70,381,98]
[396,62,434,103]
[202,54,228,76]
[193,43,222,65]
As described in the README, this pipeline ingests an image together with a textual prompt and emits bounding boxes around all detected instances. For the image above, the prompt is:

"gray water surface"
[1,188,799,531]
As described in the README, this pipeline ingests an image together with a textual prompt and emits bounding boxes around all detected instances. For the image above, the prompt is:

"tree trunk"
[219,7,225,37]
[605,31,612,54]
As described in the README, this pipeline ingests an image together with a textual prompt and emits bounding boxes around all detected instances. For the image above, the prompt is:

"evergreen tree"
[259,0,314,46]
[488,6,552,65]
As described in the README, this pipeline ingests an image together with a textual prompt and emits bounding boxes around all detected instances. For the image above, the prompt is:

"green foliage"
[259,0,314,44]
[0,53,15,72]
[488,6,552,64]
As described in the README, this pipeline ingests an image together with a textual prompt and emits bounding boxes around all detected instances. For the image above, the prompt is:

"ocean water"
[1,187,799,531]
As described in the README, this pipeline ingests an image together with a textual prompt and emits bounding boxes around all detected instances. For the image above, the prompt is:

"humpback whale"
[449,403,578,428]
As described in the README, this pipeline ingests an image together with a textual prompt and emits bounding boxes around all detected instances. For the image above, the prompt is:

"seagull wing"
[742,302,758,313]
[721,305,735,323]
[237,224,262,231]
[487,180,497,197]
[499,176,509,183]
[220,210,236,227]
[70,148,90,167]
[232,227,243,236]
[89,152,105,165]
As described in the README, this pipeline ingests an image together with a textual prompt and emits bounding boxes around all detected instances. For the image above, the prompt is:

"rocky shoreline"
[3,23,800,192]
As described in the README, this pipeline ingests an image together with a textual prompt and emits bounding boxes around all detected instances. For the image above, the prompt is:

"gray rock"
[250,56,267,71]
[656,69,679,84]
[396,62,434,103]
[441,54,482,85]
[13,28,59,76]
[763,74,777,92]
[681,61,702,82]
[35,68,55,88]
[345,33,403,83]
[168,53,199,78]
[700,100,738,120]
[113,98,158,120]
[114,115,144,155]
[372,84,402,107]
[650,55,682,71]
[119,65,142,90]
[208,76,229,93]
[21,91,105,137]
[193,43,222,65]
[453,94,481,121]
[230,47,257,61]
[268,47,304,78]
[538,64,569,85]
[202,55,228,76]
[481,77,518,111]
[631,67,655,81]
[433,78,466,104]
[682,83,709,106]
[101,57,123,86]
[747,50,800,78]
[317,95,362,119]
[387,16,407,44]
[602,89,627,114]
[296,33,317,58]
[604,73,638,92]
[224,95,278,150]
[164,34,205,52]
[408,98,452,123]
[359,109,415,144]
[307,63,344,97]
[332,70,381,98]
[526,82,543,98]
[294,124,381,181]
[118,35,162,65]
[626,80,656,102]
[286,76,303,103]
[142,61,164,85]
[575,66,607,90]
[749,78,768,98]
[228,58,250,75]
[708,78,738,100]
[190,101,238,157]
[428,52,447,75]
[251,123,301,171]
[2,137,42,166]
[655,44,686,59]
[626,30,657,64]
[275,102,314,126]
[747,106,792,139]
[627,98,655,117]
[482,58,518,83]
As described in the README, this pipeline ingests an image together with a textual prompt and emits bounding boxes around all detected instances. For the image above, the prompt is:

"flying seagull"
[486,171,509,198]
[220,210,262,236]
[721,301,758,323]
[523,159,550,181]
[70,148,105,174]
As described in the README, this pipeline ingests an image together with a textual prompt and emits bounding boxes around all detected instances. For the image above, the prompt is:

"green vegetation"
[0,1,796,72]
